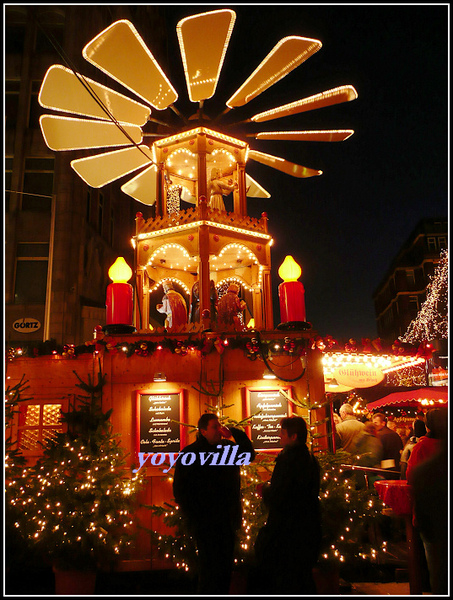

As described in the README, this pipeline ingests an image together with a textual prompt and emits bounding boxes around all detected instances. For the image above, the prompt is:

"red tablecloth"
[374,480,413,516]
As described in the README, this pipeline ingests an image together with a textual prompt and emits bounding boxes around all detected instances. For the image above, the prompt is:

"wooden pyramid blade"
[248,150,322,178]
[226,36,322,108]
[177,9,236,103]
[254,130,354,142]
[71,145,153,188]
[38,65,151,125]
[251,85,358,123]
[245,174,271,198]
[83,20,178,110]
[120,165,158,206]
[40,115,143,151]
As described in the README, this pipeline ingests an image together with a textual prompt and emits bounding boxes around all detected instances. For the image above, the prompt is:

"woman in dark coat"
[254,416,322,594]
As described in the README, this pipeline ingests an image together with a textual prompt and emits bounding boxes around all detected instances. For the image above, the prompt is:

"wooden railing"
[136,205,269,236]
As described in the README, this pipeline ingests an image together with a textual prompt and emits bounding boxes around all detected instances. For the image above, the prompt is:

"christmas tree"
[5,363,144,572]
[5,376,38,569]
[400,248,448,343]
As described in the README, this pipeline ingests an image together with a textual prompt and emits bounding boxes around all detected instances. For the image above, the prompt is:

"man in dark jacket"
[173,413,255,594]
[253,415,322,594]
[372,412,403,478]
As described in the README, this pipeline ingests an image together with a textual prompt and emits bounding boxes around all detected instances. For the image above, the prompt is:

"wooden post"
[134,212,145,330]
[234,162,247,216]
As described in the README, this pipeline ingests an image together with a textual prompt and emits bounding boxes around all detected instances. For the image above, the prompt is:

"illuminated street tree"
[400,249,448,344]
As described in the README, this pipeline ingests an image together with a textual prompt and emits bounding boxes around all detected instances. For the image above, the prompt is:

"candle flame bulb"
[278,255,302,281]
[108,257,132,283]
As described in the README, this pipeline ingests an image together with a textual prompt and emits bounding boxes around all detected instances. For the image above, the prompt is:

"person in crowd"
[332,412,341,427]
[400,419,426,479]
[407,407,448,594]
[387,415,397,431]
[406,406,447,481]
[253,416,321,595]
[396,424,410,447]
[353,421,384,488]
[372,412,403,478]
[414,411,427,435]
[173,413,255,594]
[335,403,365,453]
[332,412,341,450]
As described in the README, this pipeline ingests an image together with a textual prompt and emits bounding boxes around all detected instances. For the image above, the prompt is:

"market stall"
[367,387,448,411]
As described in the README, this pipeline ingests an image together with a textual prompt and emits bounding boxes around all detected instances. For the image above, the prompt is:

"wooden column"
[134,212,145,330]
[234,161,247,216]
[197,133,207,200]
[196,134,211,325]
[156,163,166,218]
[262,269,274,330]
[252,285,263,330]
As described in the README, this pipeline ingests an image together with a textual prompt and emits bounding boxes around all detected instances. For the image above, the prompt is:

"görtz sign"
[13,318,42,333]
[333,364,384,388]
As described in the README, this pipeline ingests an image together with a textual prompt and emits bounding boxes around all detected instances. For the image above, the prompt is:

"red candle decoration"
[106,257,133,326]
[278,255,306,322]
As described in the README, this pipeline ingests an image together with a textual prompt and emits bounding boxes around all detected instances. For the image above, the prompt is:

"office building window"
[33,9,65,55]
[28,80,43,129]
[427,236,438,251]
[408,296,419,315]
[5,80,20,130]
[22,157,54,211]
[5,8,27,54]
[5,157,14,212]
[14,243,49,305]
[405,269,415,286]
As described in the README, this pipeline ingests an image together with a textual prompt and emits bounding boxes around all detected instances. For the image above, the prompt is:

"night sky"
[151,4,447,342]
[39,4,446,342]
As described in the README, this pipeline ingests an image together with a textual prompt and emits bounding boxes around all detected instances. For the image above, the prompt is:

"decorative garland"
[7,332,427,364]
[6,333,309,363]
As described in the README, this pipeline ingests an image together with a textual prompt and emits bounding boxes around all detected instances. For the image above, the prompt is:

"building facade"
[373,218,448,343]
[5,5,167,348]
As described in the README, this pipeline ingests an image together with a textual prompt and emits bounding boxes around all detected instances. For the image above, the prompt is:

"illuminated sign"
[333,364,384,388]
[245,387,293,450]
[13,318,41,333]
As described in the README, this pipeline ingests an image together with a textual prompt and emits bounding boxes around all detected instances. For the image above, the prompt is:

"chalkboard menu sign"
[137,391,183,453]
[246,388,292,450]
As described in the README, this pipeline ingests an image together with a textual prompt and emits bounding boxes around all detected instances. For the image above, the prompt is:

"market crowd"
[171,404,447,595]
[332,403,448,595]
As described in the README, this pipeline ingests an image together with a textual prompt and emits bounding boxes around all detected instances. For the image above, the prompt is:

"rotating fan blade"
[71,145,154,188]
[226,36,322,108]
[83,20,177,110]
[253,130,354,142]
[38,65,151,125]
[39,115,143,151]
[248,150,322,178]
[245,174,271,198]
[121,165,158,206]
[251,85,358,122]
[177,9,236,103]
